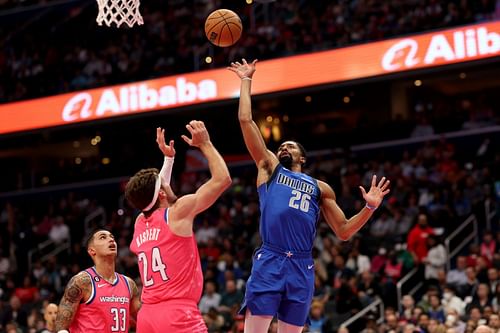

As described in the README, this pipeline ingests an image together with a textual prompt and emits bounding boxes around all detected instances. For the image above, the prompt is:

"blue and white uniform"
[240,164,321,326]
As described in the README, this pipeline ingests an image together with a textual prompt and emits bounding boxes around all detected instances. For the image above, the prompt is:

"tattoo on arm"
[55,272,90,331]
[128,277,142,317]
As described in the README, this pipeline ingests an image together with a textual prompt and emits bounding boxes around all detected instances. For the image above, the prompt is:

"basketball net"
[96,0,144,28]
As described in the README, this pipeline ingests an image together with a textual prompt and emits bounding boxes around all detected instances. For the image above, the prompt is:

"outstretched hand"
[227,58,258,79]
[181,120,210,148]
[156,127,175,158]
[359,175,390,209]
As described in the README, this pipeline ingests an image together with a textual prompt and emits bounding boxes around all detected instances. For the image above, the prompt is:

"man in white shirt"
[199,280,221,314]
[48,216,70,244]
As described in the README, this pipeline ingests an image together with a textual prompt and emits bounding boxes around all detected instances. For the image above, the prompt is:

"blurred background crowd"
[0,0,500,332]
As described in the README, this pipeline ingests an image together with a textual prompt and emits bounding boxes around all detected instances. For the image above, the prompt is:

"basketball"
[205,9,242,47]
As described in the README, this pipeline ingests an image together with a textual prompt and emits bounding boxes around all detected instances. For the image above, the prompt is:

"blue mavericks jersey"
[257,164,321,252]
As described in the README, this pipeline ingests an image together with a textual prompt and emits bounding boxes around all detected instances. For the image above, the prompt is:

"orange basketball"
[205,9,242,47]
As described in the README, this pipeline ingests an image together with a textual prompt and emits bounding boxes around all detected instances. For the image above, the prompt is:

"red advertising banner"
[1,21,499,134]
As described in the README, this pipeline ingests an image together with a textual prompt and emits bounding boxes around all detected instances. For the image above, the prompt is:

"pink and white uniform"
[69,267,131,333]
[130,208,206,333]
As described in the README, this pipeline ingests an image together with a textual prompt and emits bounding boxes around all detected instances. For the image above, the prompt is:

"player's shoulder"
[315,180,335,199]
[64,270,93,298]
[134,212,145,225]
[72,270,93,285]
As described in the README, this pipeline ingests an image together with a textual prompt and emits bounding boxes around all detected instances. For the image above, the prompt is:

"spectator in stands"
[199,280,221,315]
[384,250,403,282]
[47,216,69,244]
[13,275,39,305]
[0,249,10,281]
[461,267,480,299]
[418,286,441,313]
[369,208,396,241]
[467,306,484,326]
[417,312,431,333]
[474,325,494,333]
[411,115,435,138]
[480,231,497,264]
[38,302,58,333]
[447,256,469,289]
[393,208,414,243]
[487,313,500,333]
[486,268,499,295]
[328,255,355,290]
[307,301,326,333]
[195,218,217,245]
[357,270,380,307]
[407,213,435,264]
[1,295,28,331]
[378,312,399,332]
[444,308,466,333]
[476,256,491,284]
[203,307,225,332]
[424,235,447,281]
[396,243,415,273]
[400,295,415,324]
[428,318,447,333]
[492,284,500,312]
[466,283,492,313]
[428,294,446,323]
[370,247,388,276]
[442,285,466,316]
[346,247,371,275]
[218,279,243,315]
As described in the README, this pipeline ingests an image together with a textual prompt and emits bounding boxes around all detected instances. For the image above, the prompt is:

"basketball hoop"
[96,0,144,28]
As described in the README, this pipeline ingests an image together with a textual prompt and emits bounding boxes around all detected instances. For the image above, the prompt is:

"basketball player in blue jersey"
[228,59,390,333]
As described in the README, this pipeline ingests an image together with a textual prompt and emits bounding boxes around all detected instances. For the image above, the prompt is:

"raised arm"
[156,127,177,204]
[55,272,92,331]
[319,175,390,241]
[169,121,231,234]
[228,59,278,172]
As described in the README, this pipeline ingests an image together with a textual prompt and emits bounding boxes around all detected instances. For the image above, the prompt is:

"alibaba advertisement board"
[1,21,499,135]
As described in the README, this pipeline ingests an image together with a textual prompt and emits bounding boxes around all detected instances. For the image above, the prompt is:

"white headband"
[143,174,161,212]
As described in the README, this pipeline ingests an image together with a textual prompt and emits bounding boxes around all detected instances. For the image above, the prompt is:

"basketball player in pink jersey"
[126,120,232,333]
[54,229,141,333]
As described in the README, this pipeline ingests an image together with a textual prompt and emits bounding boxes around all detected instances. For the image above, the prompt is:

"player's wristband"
[365,203,378,211]
[241,77,252,81]
[159,156,174,186]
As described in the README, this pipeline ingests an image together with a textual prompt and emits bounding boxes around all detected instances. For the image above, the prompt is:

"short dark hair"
[295,141,307,161]
[125,168,159,211]
[85,228,111,249]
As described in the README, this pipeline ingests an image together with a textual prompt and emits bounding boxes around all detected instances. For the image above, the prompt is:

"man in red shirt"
[407,213,434,264]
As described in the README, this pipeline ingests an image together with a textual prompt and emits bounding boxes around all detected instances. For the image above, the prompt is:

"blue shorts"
[239,243,315,326]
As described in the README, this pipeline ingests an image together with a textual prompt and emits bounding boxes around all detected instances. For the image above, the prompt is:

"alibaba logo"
[381,39,420,71]
[61,78,218,122]
[382,26,500,72]
[62,93,93,121]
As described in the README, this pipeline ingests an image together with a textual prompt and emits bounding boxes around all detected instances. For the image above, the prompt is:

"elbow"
[223,175,232,189]
[337,232,351,242]
[239,116,252,123]
[336,227,353,242]
[218,175,232,191]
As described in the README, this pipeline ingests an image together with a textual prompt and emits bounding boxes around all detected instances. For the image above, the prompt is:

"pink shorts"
[136,300,207,333]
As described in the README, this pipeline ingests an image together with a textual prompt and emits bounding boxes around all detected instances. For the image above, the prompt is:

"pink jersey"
[130,208,203,305]
[69,267,131,333]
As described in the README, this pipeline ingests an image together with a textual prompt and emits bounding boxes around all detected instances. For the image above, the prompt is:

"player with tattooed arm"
[55,128,177,333]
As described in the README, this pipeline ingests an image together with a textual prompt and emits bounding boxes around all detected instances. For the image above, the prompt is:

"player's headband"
[143,174,161,212]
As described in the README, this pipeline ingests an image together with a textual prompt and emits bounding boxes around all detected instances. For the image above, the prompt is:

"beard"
[279,155,293,169]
